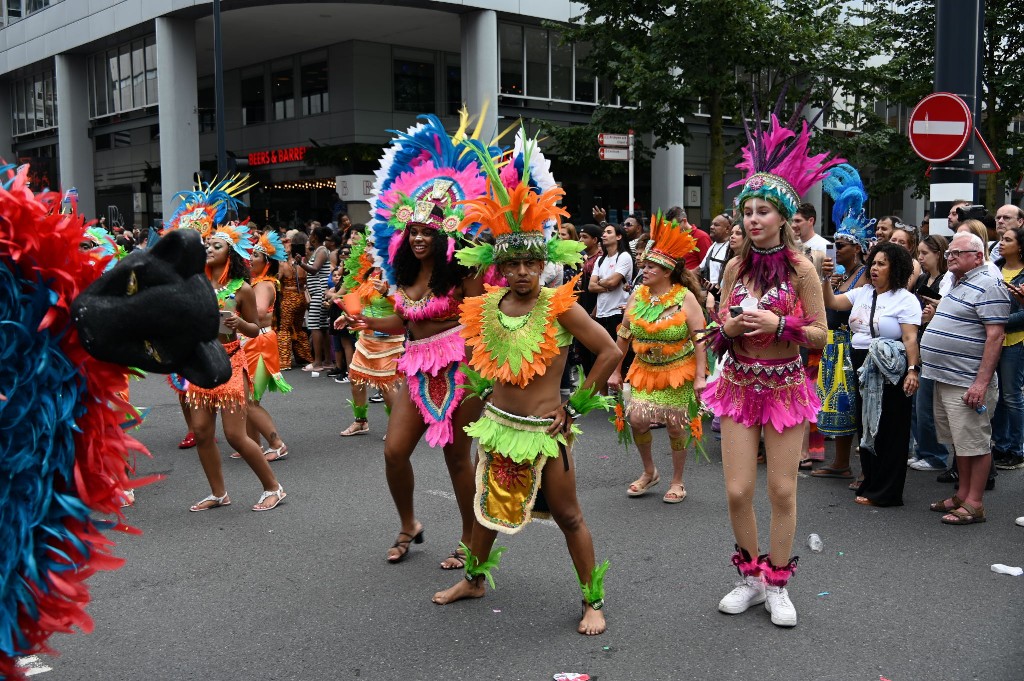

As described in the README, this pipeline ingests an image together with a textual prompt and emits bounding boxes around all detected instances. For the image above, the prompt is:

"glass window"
[197,79,215,133]
[43,74,54,128]
[33,76,44,129]
[107,50,120,112]
[144,36,158,105]
[90,55,107,117]
[444,53,461,116]
[393,57,435,112]
[525,27,548,99]
[300,61,328,116]
[7,1,22,20]
[499,24,523,96]
[574,43,595,104]
[132,40,146,110]
[272,65,294,120]
[551,34,572,101]
[118,45,133,110]
[12,82,24,135]
[241,72,266,126]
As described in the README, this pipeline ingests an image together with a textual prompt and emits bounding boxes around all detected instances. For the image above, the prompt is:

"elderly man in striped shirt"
[920,232,1011,525]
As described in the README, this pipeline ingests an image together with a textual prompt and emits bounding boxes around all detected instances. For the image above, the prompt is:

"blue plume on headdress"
[821,163,868,227]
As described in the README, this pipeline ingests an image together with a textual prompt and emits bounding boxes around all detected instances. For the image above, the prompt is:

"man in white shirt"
[699,213,733,307]
[792,203,829,253]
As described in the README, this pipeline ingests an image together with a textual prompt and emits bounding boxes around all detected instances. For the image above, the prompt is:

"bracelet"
[774,315,786,341]
[563,402,581,420]
[720,324,736,340]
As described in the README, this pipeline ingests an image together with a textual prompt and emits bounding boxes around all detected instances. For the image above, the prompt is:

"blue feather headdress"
[822,163,875,251]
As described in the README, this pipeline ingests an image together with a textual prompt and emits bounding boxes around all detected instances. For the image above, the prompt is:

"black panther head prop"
[71,228,231,388]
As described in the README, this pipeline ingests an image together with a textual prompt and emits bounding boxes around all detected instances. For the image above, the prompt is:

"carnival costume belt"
[466,403,579,535]
[186,339,248,412]
[397,325,468,447]
[701,352,820,434]
[240,329,292,402]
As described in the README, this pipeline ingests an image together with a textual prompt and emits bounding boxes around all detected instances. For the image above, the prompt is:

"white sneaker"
[1015,516,1024,527]
[764,585,797,627]
[718,575,766,614]
[910,459,945,471]
[907,457,919,466]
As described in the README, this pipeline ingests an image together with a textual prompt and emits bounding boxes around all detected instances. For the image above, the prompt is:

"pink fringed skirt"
[398,325,468,448]
[702,353,820,434]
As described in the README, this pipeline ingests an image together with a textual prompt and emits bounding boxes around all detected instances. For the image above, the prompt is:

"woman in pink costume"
[356,113,496,568]
[703,100,837,627]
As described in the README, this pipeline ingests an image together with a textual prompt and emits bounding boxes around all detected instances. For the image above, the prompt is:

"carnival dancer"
[337,230,404,436]
[702,101,834,627]
[162,176,254,449]
[277,230,312,370]
[187,220,287,511]
[357,112,497,567]
[430,137,621,636]
[608,213,707,504]
[230,229,292,461]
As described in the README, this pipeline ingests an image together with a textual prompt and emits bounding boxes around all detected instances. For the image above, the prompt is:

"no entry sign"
[908,92,972,163]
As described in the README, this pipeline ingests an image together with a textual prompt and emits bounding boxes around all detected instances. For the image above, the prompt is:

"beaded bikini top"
[727,280,803,348]
[395,287,461,323]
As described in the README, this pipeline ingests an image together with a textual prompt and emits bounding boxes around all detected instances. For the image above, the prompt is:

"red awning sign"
[908,93,973,163]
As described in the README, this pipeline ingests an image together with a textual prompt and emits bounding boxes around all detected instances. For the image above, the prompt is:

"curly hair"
[392,223,469,296]
[866,241,913,293]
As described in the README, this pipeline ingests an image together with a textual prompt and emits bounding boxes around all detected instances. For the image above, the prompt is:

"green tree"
[552,0,875,215]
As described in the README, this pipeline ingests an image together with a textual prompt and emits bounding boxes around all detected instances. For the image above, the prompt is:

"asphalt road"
[48,372,1023,681]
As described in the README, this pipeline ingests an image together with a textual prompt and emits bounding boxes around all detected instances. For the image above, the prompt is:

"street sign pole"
[628,129,635,219]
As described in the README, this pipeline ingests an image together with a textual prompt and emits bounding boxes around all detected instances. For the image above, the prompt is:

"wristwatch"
[907,365,920,373]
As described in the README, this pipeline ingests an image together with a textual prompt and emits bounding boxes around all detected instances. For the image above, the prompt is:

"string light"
[265,178,338,191]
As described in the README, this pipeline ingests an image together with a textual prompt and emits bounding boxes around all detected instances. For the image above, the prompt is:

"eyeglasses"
[944,249,980,259]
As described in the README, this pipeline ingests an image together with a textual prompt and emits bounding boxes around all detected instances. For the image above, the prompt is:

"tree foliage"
[551,0,875,215]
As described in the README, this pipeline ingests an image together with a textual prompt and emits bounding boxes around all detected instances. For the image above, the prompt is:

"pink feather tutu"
[399,325,468,447]
[702,353,819,433]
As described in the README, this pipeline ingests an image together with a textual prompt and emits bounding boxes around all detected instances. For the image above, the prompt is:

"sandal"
[252,486,287,512]
[387,525,424,563]
[930,495,964,513]
[848,478,863,491]
[301,363,316,372]
[662,483,687,504]
[190,493,231,512]
[941,502,986,525]
[340,420,369,437]
[440,547,466,570]
[627,470,660,497]
[854,496,879,507]
[264,444,289,462]
[799,459,814,471]
[811,465,853,479]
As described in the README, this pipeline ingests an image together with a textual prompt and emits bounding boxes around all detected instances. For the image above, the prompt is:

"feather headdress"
[83,226,127,272]
[165,174,257,235]
[457,132,579,269]
[368,109,501,284]
[254,230,286,262]
[731,95,844,220]
[822,162,875,250]
[208,220,255,260]
[640,212,700,270]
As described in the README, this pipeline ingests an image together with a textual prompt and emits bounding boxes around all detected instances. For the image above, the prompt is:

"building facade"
[0,0,921,231]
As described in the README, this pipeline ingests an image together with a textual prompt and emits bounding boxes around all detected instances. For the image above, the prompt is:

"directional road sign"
[599,147,630,161]
[598,133,629,148]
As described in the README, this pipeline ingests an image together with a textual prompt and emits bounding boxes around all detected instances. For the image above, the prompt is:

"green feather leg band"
[459,365,495,401]
[350,401,368,420]
[384,404,392,417]
[461,541,507,589]
[575,559,610,609]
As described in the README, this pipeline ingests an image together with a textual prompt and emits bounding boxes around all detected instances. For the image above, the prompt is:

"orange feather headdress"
[641,212,699,270]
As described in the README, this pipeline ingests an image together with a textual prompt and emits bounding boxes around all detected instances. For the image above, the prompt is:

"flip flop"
[627,471,660,497]
[811,466,853,479]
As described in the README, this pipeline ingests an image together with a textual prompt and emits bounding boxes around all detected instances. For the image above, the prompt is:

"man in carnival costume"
[430,135,622,636]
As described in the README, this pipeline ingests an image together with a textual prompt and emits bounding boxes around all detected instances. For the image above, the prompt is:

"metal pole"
[928,0,983,235]
[628,129,635,217]
[213,0,227,178]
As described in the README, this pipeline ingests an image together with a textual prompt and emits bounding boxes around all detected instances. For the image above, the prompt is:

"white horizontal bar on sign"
[912,120,966,136]
[930,182,974,203]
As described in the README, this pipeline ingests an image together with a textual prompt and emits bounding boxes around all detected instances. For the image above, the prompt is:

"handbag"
[816,329,857,436]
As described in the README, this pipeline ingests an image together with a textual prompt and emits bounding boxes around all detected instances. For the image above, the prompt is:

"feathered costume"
[453,132,610,609]
[162,175,256,396]
[245,230,293,402]
[342,232,404,394]
[186,220,256,412]
[367,111,497,447]
[619,214,705,455]
[702,98,834,434]
[0,165,154,679]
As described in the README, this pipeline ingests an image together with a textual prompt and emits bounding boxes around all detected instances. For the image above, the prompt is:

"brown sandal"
[941,502,985,525]
[929,495,963,513]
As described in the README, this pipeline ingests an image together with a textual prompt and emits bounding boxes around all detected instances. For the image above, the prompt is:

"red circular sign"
[908,93,973,163]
